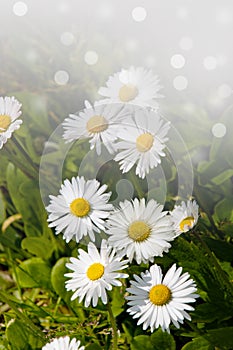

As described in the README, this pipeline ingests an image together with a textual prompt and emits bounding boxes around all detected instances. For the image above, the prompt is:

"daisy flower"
[42,336,85,350]
[98,66,163,109]
[46,176,113,243]
[170,200,199,237]
[114,108,170,178]
[126,263,198,333]
[62,100,127,155]
[0,96,22,149]
[65,239,128,307]
[106,198,175,264]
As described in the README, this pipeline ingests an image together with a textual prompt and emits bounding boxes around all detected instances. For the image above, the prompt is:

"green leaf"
[15,257,51,289]
[85,345,102,350]
[131,335,154,350]
[203,237,233,262]
[110,284,125,317]
[0,271,14,290]
[51,257,85,317]
[51,257,70,299]
[211,169,233,185]
[181,337,214,350]
[21,236,54,259]
[6,318,44,350]
[0,191,6,224]
[193,302,233,323]
[214,197,233,222]
[151,329,176,350]
[205,327,233,349]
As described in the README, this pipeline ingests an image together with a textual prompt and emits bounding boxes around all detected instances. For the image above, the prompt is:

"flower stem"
[129,172,144,198]
[107,301,118,350]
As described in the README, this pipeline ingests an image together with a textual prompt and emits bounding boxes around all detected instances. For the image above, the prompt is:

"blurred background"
[0,0,232,216]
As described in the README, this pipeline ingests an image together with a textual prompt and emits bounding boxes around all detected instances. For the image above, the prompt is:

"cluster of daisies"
[45,67,200,348]
[0,67,199,349]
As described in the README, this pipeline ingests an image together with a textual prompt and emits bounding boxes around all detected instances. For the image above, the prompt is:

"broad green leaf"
[6,318,44,350]
[212,169,233,185]
[110,284,125,317]
[193,302,233,323]
[51,257,70,299]
[21,236,54,259]
[131,335,154,350]
[181,337,214,350]
[214,197,233,222]
[203,237,233,262]
[151,329,176,350]
[205,327,233,349]
[15,257,51,289]
[85,345,102,350]
[51,257,85,318]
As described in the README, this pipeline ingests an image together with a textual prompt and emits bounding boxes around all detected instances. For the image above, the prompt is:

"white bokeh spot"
[54,70,69,85]
[218,84,232,99]
[170,54,186,69]
[203,56,217,70]
[60,32,75,46]
[84,51,98,65]
[173,76,188,90]
[13,1,28,16]
[212,123,227,138]
[132,7,147,22]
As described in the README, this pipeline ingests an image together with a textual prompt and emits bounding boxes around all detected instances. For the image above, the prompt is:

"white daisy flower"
[170,200,199,237]
[98,66,163,109]
[42,336,85,350]
[46,176,113,243]
[114,108,170,178]
[106,198,175,264]
[65,239,128,307]
[62,100,127,155]
[0,96,22,149]
[126,263,198,333]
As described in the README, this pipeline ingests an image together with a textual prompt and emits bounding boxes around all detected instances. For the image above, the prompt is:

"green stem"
[6,248,22,299]
[3,137,38,179]
[129,172,144,198]
[107,302,118,350]
[12,136,39,177]
[194,230,233,298]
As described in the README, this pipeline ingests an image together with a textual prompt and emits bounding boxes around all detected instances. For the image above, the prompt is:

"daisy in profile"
[170,200,199,237]
[46,176,113,243]
[62,100,127,155]
[0,96,22,149]
[65,239,128,307]
[106,198,175,264]
[126,263,198,333]
[42,336,85,350]
[98,66,163,109]
[114,108,170,179]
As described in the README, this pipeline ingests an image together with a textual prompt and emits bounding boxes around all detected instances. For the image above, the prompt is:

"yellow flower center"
[70,198,90,217]
[87,262,105,281]
[0,115,11,133]
[149,284,172,306]
[136,133,154,152]
[86,115,108,134]
[179,216,195,232]
[128,220,151,242]
[119,84,138,102]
